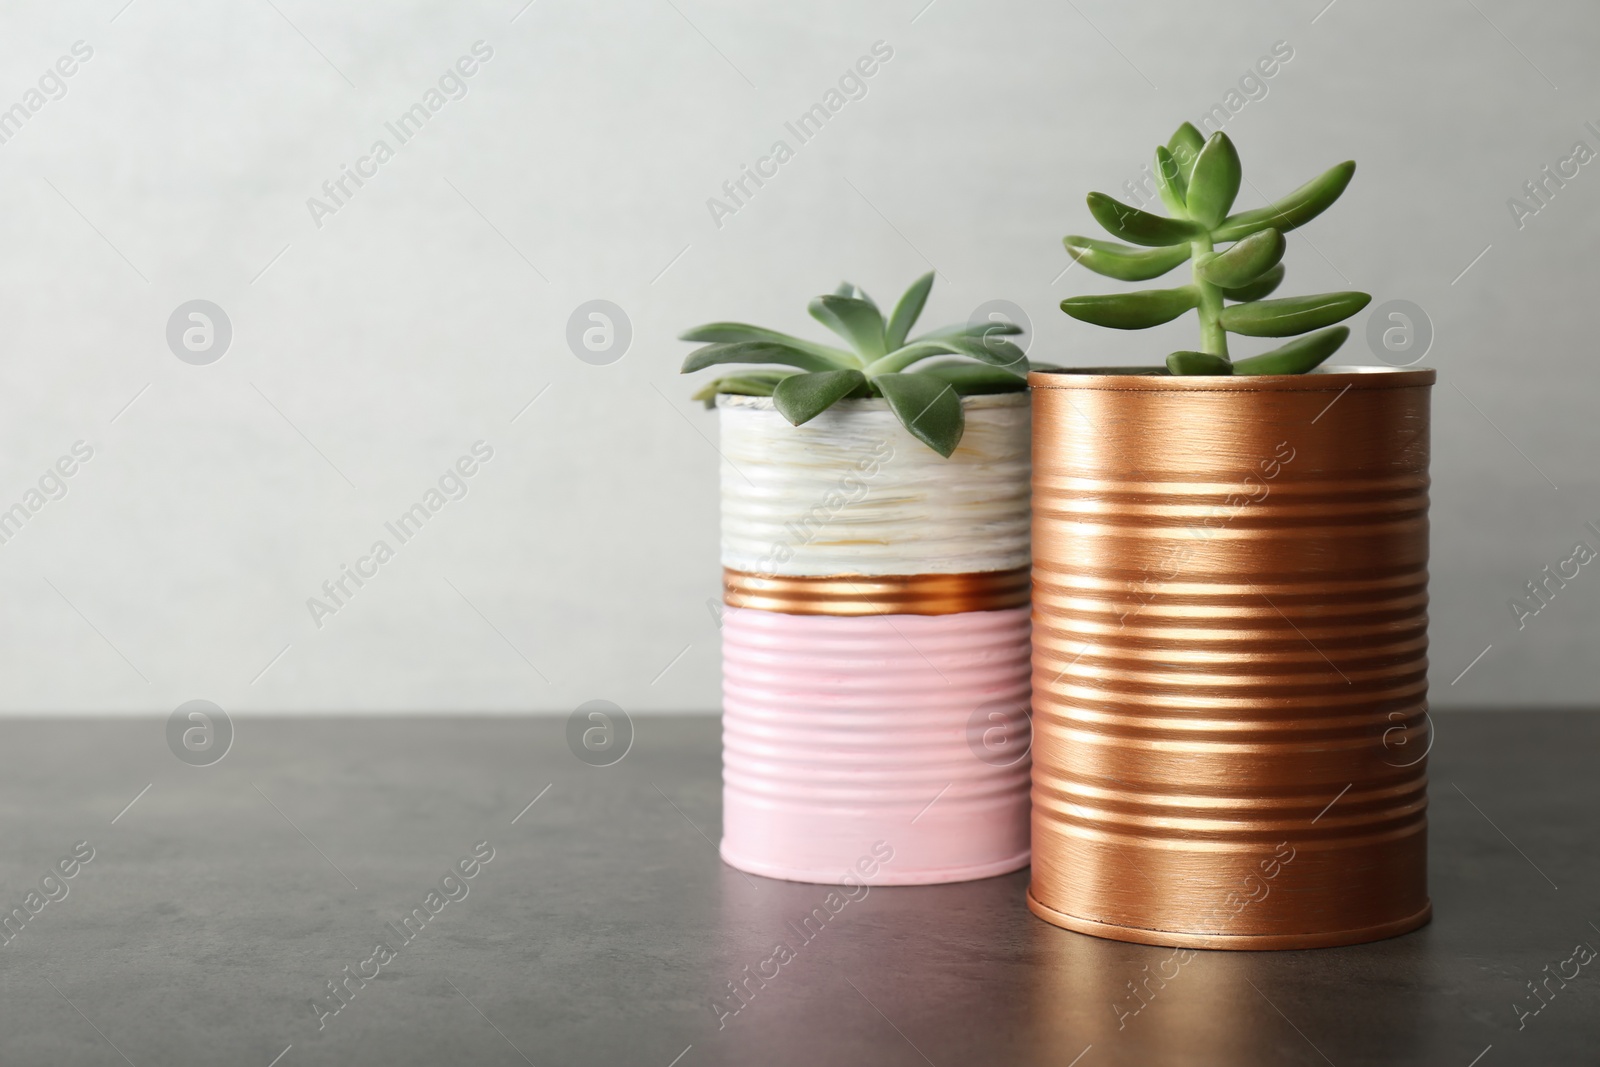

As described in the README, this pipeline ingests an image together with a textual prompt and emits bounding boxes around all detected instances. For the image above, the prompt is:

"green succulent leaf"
[1185,132,1242,228]
[1152,146,1188,217]
[1218,291,1371,337]
[833,281,879,309]
[866,339,968,375]
[1200,228,1286,289]
[930,333,1029,373]
[1221,262,1285,302]
[691,370,796,406]
[681,273,1036,450]
[810,294,887,358]
[1165,351,1233,375]
[678,322,855,366]
[1167,122,1206,190]
[871,334,1026,374]
[913,320,1023,342]
[1060,286,1200,330]
[1060,125,1364,377]
[771,369,869,425]
[1212,161,1356,242]
[876,372,965,458]
[971,320,1026,366]
[885,271,934,350]
[1063,236,1192,281]
[1232,326,1349,375]
[1087,192,1205,247]
[681,341,843,374]
[915,361,1028,394]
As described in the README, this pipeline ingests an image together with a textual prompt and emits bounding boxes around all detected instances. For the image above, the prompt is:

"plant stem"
[1191,235,1229,360]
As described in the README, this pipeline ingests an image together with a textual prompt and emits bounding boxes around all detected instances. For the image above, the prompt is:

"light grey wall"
[0,0,1589,713]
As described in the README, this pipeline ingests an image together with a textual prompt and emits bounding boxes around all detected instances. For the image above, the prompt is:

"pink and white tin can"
[716,394,1033,884]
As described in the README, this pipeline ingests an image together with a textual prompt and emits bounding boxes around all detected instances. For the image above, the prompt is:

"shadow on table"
[703,856,1439,1066]
[1026,913,1436,1066]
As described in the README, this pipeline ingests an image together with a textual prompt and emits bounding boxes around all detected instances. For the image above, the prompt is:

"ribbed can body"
[720,606,1032,883]
[1027,367,1434,949]
[717,394,1033,885]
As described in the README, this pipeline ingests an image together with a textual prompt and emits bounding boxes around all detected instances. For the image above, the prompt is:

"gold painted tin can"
[1027,367,1435,949]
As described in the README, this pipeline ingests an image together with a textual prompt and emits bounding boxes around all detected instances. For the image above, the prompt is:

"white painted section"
[717,393,1030,576]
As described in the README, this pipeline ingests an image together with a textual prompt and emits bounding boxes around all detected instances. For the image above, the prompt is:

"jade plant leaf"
[1185,132,1242,227]
[876,372,965,458]
[1167,122,1206,191]
[1152,145,1188,217]
[1060,286,1200,330]
[1087,192,1205,247]
[1218,291,1371,337]
[772,369,869,425]
[1231,325,1350,375]
[1063,236,1192,281]
[1199,228,1285,289]
[1221,262,1285,302]
[1059,122,1367,375]
[1166,351,1233,375]
[1212,160,1356,242]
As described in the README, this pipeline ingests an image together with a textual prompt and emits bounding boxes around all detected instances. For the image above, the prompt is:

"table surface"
[0,711,1593,1067]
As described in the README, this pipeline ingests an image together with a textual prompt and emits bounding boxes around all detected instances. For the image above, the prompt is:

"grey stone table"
[0,712,1594,1066]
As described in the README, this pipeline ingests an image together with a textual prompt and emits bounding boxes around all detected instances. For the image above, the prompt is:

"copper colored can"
[1027,367,1435,949]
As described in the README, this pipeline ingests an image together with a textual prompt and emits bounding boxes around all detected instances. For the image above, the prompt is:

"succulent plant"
[680,273,1034,456]
[1060,122,1370,375]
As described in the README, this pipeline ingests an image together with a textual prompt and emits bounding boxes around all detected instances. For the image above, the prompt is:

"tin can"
[717,393,1033,885]
[1027,367,1434,948]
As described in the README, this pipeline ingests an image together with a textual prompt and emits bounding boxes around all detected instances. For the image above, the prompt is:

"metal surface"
[722,566,1030,615]
[1028,367,1435,948]
[720,605,1032,883]
[0,712,1593,1066]
[717,393,1031,577]
[715,392,1034,886]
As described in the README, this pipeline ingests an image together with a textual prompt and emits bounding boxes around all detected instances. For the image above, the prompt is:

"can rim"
[1027,364,1436,392]
[717,391,1029,411]
[1025,888,1433,950]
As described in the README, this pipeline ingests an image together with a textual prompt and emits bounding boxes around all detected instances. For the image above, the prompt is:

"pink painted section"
[720,606,1032,885]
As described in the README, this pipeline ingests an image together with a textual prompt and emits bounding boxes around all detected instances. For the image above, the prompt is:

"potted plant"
[681,274,1037,885]
[1029,123,1434,948]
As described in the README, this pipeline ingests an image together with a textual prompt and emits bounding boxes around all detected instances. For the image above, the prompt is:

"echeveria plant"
[680,273,1031,456]
[1060,122,1370,375]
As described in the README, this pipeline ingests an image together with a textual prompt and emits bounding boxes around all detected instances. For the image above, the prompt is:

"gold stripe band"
[723,566,1030,616]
